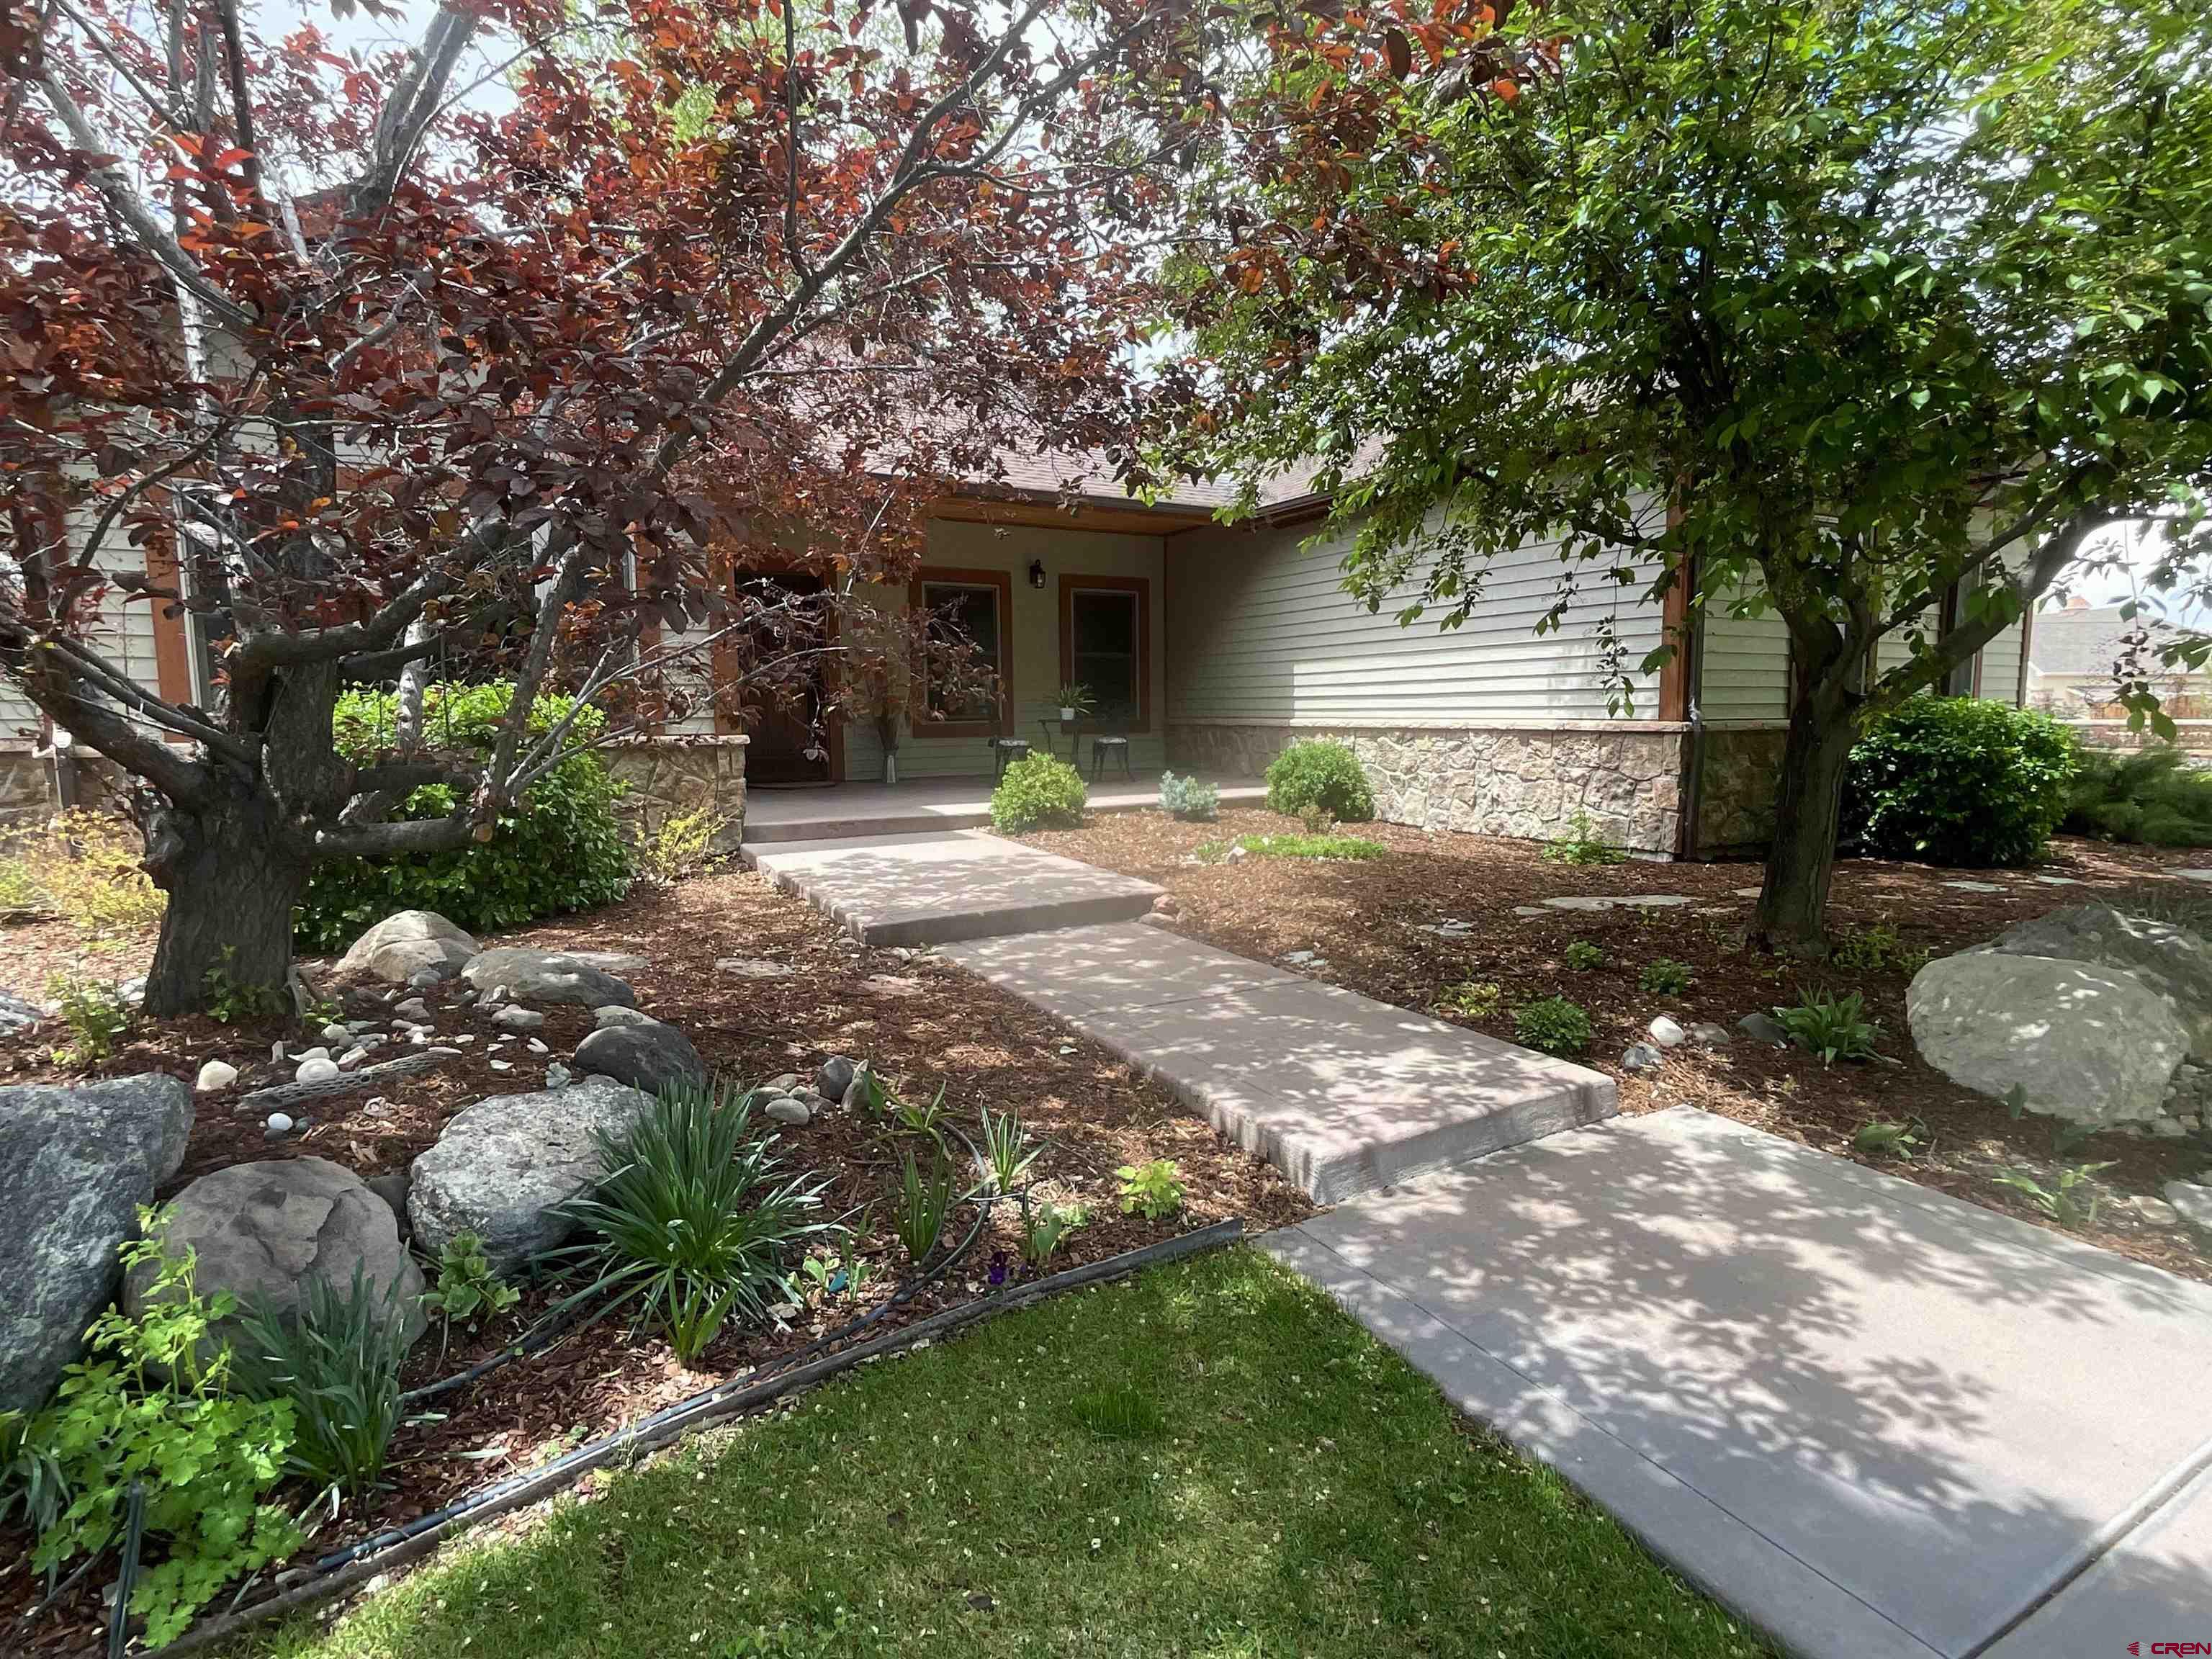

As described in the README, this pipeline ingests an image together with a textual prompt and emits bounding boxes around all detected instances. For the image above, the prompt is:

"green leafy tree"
[1171,0,2212,951]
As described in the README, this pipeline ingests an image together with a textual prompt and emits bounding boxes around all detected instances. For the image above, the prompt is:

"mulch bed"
[0,867,1309,1656]
[1017,806,2212,1285]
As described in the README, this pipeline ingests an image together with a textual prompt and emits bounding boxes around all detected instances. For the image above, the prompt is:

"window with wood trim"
[911,567,1010,737]
[1059,575,1150,732]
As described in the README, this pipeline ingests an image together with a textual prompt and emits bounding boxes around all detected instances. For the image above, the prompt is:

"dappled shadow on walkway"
[1272,1109,2212,1658]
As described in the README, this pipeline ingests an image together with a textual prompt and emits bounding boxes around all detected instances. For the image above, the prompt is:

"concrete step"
[743,832,1163,948]
[941,922,1617,1202]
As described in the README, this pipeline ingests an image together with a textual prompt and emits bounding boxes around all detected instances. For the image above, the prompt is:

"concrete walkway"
[745,831,1162,947]
[1266,1108,2212,1659]
[943,921,1616,1201]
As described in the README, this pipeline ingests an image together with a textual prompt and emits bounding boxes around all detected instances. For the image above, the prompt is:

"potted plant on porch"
[859,654,905,784]
[1056,683,1095,726]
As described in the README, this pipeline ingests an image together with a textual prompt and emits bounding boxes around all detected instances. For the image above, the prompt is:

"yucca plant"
[233,1263,413,1506]
[974,1107,1038,1197]
[895,1149,955,1264]
[554,1081,834,1366]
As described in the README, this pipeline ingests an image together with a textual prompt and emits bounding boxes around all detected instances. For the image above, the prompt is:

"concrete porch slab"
[742,773,1267,844]
[744,831,1162,948]
[1264,1108,2212,1659]
[943,922,1616,1202]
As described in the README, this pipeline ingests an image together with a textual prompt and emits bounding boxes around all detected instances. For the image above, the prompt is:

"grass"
[1196,832,1388,863]
[231,1248,1767,1659]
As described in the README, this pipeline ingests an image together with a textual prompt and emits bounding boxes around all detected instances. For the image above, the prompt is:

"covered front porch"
[740,484,1228,791]
[740,769,1266,845]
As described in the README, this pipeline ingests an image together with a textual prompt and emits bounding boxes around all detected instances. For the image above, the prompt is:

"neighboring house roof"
[2029,604,2134,679]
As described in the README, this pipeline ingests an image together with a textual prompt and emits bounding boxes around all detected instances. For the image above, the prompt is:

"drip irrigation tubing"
[164,1217,1244,1655]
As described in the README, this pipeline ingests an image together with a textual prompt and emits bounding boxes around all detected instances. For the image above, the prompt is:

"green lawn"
[236,1247,1769,1659]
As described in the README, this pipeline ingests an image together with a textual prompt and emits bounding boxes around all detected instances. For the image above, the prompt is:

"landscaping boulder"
[1983,903,2212,1061]
[338,910,479,984]
[0,1075,194,1413]
[2164,1179,2212,1239]
[815,1054,856,1100]
[573,1021,706,1096]
[462,948,637,1010]
[594,1004,662,1030]
[1907,951,2188,1126]
[408,1076,653,1272]
[0,990,39,1034]
[123,1158,426,1350]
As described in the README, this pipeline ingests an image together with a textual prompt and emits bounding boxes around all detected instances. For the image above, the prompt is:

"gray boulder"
[2164,1179,2212,1239]
[593,1004,662,1030]
[0,990,40,1034]
[462,948,637,1010]
[574,1022,706,1096]
[124,1158,426,1350]
[1907,951,2188,1126]
[815,1054,856,1100]
[1984,903,2212,1060]
[408,1076,653,1272]
[338,910,478,984]
[1,1075,194,1413]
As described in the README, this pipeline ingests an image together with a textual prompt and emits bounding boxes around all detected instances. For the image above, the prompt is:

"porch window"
[1059,575,1151,732]
[910,567,1010,737]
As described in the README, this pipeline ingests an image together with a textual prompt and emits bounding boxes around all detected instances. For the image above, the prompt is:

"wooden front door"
[734,571,836,786]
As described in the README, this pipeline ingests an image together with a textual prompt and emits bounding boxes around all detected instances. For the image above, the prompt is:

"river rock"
[408,1076,654,1271]
[1907,951,2188,1126]
[124,1157,426,1350]
[1,1076,194,1413]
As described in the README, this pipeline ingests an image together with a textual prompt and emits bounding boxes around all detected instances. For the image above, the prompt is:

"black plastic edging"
[166,1218,1244,1655]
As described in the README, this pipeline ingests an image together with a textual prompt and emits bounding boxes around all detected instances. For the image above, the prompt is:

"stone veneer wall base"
[1166,722,1687,856]
[602,734,750,852]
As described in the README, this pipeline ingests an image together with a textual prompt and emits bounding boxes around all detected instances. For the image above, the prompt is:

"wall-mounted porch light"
[1028,559,1046,590]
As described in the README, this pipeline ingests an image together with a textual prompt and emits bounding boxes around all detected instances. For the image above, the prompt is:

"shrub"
[0,809,165,939]
[1829,922,1930,977]
[419,1231,519,1328]
[1158,770,1220,822]
[295,683,633,953]
[634,804,727,886]
[233,1264,413,1503]
[2064,747,2212,847]
[1773,989,1881,1065]
[555,1082,832,1365]
[1994,1161,2115,1229]
[1638,958,1694,995]
[1842,697,2078,867]
[1264,740,1375,823]
[8,1224,302,1646]
[1116,1159,1186,1220]
[1436,980,1503,1020]
[1514,996,1593,1056]
[48,972,129,1068]
[1563,939,1606,971]
[1541,809,1628,866]
[989,753,1088,832]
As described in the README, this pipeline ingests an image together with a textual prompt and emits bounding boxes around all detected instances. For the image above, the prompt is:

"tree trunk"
[1751,678,1858,958]
[141,788,309,1017]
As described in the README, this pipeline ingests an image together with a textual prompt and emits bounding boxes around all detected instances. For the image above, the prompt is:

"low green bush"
[1773,989,1881,1065]
[2064,747,2212,847]
[1841,697,2077,867]
[5,1225,302,1645]
[233,1264,413,1503]
[990,753,1088,832]
[1542,809,1628,866]
[1158,770,1220,822]
[554,1082,834,1364]
[1195,832,1386,863]
[1563,940,1606,971]
[1265,740,1375,823]
[296,683,632,951]
[1514,996,1593,1057]
[1639,958,1694,995]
